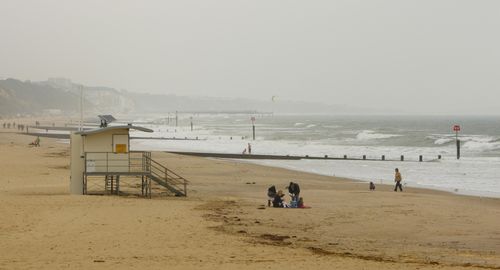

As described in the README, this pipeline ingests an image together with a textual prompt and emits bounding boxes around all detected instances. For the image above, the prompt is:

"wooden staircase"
[143,154,188,197]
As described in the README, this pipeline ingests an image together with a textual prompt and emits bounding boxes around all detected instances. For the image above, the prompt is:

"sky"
[1,0,499,114]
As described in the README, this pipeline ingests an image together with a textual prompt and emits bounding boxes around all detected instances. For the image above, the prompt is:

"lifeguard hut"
[70,125,188,197]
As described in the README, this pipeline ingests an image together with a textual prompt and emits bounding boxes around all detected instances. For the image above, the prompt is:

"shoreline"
[6,127,500,199]
[8,127,500,199]
[234,158,500,199]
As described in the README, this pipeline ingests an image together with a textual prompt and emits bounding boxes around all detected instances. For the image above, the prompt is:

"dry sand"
[0,127,499,269]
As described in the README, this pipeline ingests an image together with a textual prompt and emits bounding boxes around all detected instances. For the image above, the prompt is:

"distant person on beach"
[370,182,376,191]
[394,168,403,192]
[247,143,252,154]
[242,148,247,154]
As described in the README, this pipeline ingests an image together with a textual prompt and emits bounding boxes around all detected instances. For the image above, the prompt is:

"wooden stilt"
[116,175,120,195]
[141,176,145,196]
[148,178,152,199]
[110,176,114,195]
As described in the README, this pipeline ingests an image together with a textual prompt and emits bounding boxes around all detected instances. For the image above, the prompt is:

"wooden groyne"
[167,151,439,162]
[167,151,301,160]
[132,136,204,141]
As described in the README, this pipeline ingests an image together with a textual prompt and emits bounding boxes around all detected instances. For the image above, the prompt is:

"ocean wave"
[306,124,317,128]
[356,130,401,141]
[323,125,341,129]
[294,122,305,126]
[462,140,500,152]
[429,134,500,152]
[434,138,454,145]
[428,134,500,147]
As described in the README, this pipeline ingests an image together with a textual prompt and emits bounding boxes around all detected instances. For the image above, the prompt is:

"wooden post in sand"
[251,116,256,140]
[401,155,404,161]
[148,178,152,199]
[381,155,385,161]
[419,155,423,162]
[175,111,178,127]
[453,125,461,160]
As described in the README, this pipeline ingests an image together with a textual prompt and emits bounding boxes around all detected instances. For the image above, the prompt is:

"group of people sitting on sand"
[267,181,309,208]
[266,169,404,209]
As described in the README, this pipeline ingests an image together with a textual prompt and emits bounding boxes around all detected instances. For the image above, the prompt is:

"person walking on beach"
[394,168,403,192]
[247,143,252,154]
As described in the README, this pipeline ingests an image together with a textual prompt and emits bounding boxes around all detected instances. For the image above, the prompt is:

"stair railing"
[143,153,188,196]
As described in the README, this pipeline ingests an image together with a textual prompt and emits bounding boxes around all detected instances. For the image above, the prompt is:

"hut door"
[113,134,129,153]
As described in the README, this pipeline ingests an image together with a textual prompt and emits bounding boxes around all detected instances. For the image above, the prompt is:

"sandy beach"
[0,128,499,270]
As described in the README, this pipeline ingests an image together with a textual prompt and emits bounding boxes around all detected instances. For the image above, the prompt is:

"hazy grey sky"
[1,0,499,114]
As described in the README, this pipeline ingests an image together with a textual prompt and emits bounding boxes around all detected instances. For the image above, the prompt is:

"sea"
[129,114,500,198]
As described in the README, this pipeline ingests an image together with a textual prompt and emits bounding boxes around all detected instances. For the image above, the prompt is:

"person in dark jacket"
[288,182,300,202]
[267,185,277,207]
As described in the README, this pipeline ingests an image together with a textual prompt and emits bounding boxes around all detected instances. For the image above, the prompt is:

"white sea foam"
[355,130,401,141]
[434,138,454,145]
[323,125,341,129]
[463,140,500,152]
[428,134,500,151]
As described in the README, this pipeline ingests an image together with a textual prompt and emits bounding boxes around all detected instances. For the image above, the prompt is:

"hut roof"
[75,125,153,135]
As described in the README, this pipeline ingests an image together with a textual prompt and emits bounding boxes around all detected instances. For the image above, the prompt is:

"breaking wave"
[429,134,500,152]
[356,130,401,141]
